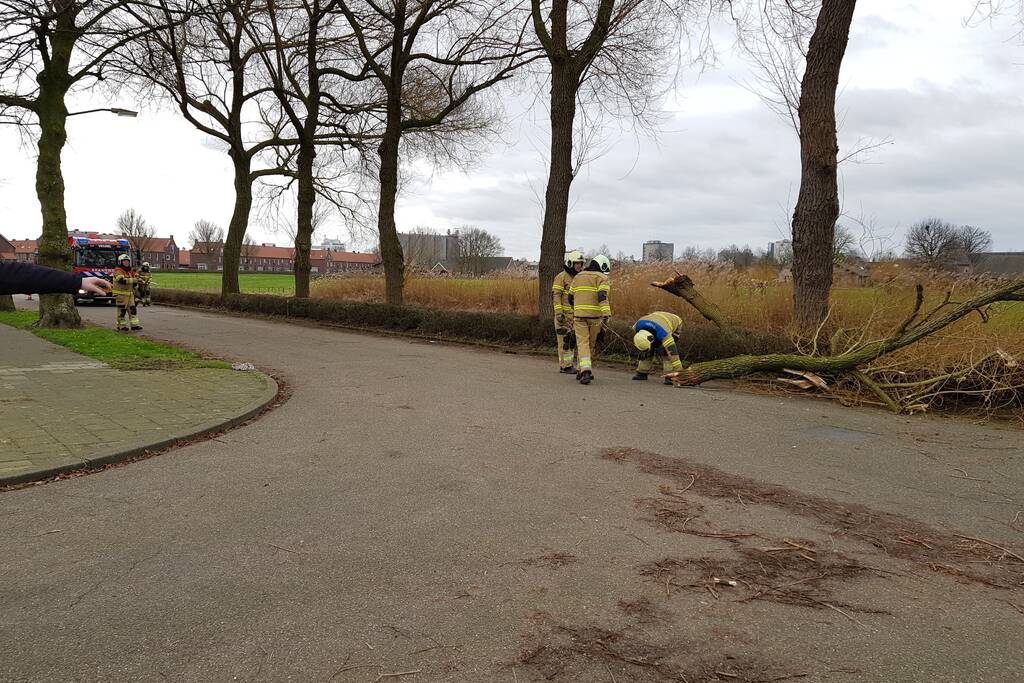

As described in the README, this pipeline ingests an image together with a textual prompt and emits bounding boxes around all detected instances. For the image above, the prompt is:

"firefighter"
[553,250,585,373]
[632,311,684,385]
[112,253,142,331]
[569,254,611,385]
[137,262,153,306]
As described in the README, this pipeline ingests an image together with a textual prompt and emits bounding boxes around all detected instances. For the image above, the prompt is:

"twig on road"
[374,670,421,682]
[953,534,1024,564]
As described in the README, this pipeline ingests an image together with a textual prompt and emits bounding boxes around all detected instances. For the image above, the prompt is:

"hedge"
[154,289,794,363]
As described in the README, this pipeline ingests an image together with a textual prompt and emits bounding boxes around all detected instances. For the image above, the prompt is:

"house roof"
[972,252,1024,277]
[143,237,177,252]
[329,251,378,264]
[11,239,37,254]
[0,234,14,257]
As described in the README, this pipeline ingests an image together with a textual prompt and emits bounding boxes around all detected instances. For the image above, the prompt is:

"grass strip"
[0,310,229,370]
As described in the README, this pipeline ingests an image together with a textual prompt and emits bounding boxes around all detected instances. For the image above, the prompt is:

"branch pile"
[652,273,1024,415]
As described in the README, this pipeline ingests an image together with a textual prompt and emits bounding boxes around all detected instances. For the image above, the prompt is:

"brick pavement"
[0,324,277,484]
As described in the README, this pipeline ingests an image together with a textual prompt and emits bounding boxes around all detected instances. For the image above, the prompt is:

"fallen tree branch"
[663,278,1024,388]
[651,272,731,329]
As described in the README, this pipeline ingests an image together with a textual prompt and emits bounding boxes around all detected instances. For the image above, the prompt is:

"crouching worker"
[569,255,611,385]
[632,312,683,385]
[137,262,153,306]
[553,250,585,372]
[112,254,142,332]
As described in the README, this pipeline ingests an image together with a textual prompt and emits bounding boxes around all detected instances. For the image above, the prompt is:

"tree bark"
[0,295,15,312]
[791,0,857,334]
[221,150,252,296]
[537,64,577,320]
[293,141,315,298]
[33,6,81,329]
[377,112,406,305]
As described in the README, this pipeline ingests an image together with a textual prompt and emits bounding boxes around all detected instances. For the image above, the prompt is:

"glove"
[564,330,576,350]
[555,327,568,336]
[596,327,607,345]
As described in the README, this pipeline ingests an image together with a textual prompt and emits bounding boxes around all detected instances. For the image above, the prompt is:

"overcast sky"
[1,1,1022,259]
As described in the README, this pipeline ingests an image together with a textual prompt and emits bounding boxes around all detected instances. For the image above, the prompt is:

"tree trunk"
[293,142,315,298]
[537,64,577,320]
[377,113,405,305]
[33,27,80,329]
[791,0,857,334]
[0,295,15,312]
[222,151,253,296]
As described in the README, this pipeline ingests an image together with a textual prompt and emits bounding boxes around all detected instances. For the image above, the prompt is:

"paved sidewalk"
[0,324,277,485]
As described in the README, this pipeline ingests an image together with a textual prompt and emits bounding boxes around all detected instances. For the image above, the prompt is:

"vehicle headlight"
[78,289,87,295]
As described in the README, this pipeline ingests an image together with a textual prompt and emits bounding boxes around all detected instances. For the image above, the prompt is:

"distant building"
[191,241,378,273]
[399,230,461,267]
[642,240,673,262]
[767,239,792,262]
[972,252,1024,278]
[317,237,347,252]
[0,234,14,261]
[11,239,38,263]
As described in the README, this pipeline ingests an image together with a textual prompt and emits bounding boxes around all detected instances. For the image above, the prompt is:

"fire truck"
[67,233,130,304]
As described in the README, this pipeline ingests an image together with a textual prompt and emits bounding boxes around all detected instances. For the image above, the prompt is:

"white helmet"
[117,253,131,263]
[564,250,584,268]
[592,254,611,273]
[633,330,654,351]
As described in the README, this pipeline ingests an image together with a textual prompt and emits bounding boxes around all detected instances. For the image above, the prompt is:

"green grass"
[152,272,295,296]
[0,310,229,370]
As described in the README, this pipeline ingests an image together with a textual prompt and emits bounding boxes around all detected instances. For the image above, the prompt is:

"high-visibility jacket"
[570,271,610,319]
[112,266,137,305]
[634,311,682,344]
[552,270,574,323]
[137,271,152,286]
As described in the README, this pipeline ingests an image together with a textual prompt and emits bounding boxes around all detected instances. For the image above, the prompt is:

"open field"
[151,271,294,296]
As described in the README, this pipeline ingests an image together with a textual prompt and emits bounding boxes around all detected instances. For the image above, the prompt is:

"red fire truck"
[67,233,130,304]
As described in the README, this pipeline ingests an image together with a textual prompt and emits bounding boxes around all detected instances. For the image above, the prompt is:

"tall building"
[398,229,461,267]
[642,240,674,262]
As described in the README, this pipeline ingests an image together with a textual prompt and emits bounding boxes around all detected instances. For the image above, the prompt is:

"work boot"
[560,366,576,374]
[131,325,143,331]
[663,377,674,386]
[632,372,648,381]
[578,370,593,385]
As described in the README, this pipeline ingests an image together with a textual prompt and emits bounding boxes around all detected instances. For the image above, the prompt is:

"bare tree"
[531,0,692,320]
[832,223,859,263]
[121,0,292,295]
[240,234,258,271]
[904,218,960,269]
[117,208,155,262]
[336,0,536,304]
[190,219,225,264]
[0,0,165,327]
[956,225,993,258]
[458,226,503,275]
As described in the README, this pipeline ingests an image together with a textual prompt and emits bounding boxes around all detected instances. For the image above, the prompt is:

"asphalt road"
[2,302,1022,682]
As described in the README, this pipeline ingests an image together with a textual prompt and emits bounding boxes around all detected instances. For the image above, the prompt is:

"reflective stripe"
[574,305,606,311]
[571,285,600,293]
[578,359,592,369]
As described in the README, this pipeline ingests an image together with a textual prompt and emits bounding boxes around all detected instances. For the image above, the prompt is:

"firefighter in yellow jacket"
[112,254,142,331]
[569,255,611,385]
[552,250,585,372]
[136,262,153,306]
[632,311,683,385]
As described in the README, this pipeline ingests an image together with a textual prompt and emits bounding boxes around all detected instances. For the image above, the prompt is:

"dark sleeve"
[0,261,83,295]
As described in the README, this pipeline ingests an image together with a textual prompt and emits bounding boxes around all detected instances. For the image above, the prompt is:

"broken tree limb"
[651,273,731,329]
[665,279,1024,388]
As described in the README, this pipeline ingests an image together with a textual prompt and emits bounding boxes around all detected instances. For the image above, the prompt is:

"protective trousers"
[116,301,139,330]
[555,315,577,370]
[637,339,683,375]
[573,317,603,372]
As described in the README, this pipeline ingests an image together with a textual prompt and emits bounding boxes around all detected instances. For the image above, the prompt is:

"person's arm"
[0,261,84,295]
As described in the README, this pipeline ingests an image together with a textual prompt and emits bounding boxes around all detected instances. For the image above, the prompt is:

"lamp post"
[67,107,139,117]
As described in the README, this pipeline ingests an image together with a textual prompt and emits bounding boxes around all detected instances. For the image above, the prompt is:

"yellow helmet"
[564,250,584,268]
[633,330,654,351]
[592,254,611,273]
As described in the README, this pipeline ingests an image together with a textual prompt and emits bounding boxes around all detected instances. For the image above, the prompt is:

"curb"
[0,372,279,487]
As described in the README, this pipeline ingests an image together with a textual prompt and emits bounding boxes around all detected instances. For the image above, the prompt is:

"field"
[151,271,294,296]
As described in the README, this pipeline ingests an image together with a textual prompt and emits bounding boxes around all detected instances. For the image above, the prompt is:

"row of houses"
[1,233,379,273]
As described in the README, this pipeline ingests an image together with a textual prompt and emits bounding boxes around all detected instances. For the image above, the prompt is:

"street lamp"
[67,107,139,117]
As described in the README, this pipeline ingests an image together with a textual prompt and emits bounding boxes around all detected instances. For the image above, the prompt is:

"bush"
[155,288,794,363]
